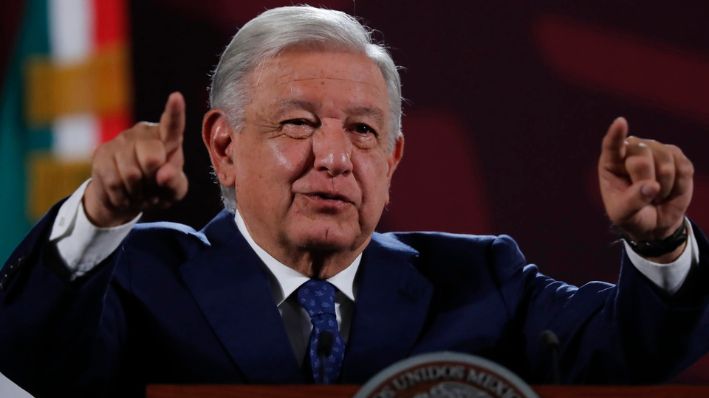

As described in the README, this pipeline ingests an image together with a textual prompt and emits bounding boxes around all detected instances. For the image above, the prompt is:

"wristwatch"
[622,222,688,258]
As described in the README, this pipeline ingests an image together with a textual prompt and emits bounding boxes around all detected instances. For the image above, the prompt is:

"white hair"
[209,5,402,212]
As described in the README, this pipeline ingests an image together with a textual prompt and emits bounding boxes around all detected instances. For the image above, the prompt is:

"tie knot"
[297,279,337,319]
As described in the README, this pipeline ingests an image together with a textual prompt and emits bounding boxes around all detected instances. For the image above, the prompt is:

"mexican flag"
[0,0,132,264]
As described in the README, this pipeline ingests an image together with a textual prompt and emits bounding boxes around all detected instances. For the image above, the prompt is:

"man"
[1,5,708,398]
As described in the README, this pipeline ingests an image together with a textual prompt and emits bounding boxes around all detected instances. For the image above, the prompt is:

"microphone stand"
[540,329,561,384]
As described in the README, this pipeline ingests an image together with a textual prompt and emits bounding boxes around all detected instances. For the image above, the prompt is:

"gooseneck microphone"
[317,331,334,383]
[540,329,561,384]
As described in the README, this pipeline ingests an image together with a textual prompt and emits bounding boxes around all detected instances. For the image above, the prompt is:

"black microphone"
[317,331,334,383]
[540,329,561,384]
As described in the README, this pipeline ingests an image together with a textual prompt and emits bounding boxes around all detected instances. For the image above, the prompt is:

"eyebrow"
[273,99,316,115]
[271,100,387,124]
[346,106,386,124]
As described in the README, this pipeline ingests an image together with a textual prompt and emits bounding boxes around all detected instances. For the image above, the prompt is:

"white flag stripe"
[53,114,99,160]
[49,0,98,158]
[48,0,94,63]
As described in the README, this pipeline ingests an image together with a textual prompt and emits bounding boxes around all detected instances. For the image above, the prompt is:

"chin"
[290,224,362,253]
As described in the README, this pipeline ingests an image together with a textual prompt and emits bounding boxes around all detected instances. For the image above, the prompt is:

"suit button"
[6,255,24,272]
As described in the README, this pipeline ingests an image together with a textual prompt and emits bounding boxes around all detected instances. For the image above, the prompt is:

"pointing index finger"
[599,116,629,172]
[159,92,186,153]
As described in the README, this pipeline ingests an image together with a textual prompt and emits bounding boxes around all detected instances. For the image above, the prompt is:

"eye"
[347,122,380,149]
[280,118,318,138]
[282,118,311,126]
[350,123,377,137]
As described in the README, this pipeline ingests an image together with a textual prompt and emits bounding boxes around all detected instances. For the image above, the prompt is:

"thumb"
[155,162,189,202]
[609,180,659,223]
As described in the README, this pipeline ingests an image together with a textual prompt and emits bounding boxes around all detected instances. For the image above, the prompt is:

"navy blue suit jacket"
[2,207,709,397]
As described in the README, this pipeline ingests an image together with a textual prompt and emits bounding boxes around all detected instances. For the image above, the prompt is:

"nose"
[312,120,353,177]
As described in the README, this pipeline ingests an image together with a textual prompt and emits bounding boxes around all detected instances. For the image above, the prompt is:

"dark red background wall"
[3,0,709,382]
[123,0,709,283]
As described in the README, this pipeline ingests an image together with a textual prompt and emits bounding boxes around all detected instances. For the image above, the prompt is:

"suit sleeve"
[0,202,125,397]
[491,225,709,383]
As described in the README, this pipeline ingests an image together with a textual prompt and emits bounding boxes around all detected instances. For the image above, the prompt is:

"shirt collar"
[234,210,360,305]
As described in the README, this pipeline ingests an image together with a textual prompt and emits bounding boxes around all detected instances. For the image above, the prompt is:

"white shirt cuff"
[50,180,141,278]
[624,219,699,295]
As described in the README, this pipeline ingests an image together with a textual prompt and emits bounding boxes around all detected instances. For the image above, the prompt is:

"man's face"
[228,49,403,263]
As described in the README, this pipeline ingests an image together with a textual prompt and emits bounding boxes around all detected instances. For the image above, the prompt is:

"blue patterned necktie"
[297,279,345,384]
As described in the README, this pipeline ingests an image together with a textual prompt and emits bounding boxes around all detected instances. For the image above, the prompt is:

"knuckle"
[122,167,143,184]
[123,122,158,141]
[135,121,157,129]
[626,141,650,156]
[679,160,695,177]
[93,143,105,156]
[636,141,651,152]
[655,163,674,178]
[626,156,651,172]
[105,191,127,208]
[668,144,689,161]
[92,142,112,160]
[101,173,124,192]
[142,153,166,171]
[117,129,138,144]
[667,144,681,154]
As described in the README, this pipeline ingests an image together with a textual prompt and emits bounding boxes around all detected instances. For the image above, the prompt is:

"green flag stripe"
[0,0,51,264]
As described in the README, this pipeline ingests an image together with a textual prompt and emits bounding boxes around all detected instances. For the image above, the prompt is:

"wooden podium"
[147,384,709,398]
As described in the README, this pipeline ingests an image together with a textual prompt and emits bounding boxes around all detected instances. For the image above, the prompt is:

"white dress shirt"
[234,210,359,363]
[49,182,699,362]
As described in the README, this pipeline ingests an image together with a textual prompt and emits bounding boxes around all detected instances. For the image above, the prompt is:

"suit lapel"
[179,211,305,383]
[341,233,433,383]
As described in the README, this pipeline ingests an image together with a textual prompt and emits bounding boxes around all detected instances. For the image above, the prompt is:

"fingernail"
[640,184,654,197]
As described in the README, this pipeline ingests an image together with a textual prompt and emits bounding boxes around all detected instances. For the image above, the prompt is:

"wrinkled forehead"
[240,49,391,132]
[250,47,388,93]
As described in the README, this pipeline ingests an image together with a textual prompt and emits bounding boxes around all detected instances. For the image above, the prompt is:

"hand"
[598,117,694,260]
[83,92,189,227]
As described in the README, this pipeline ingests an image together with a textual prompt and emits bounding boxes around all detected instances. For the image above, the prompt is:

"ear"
[202,109,236,187]
[386,132,405,179]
